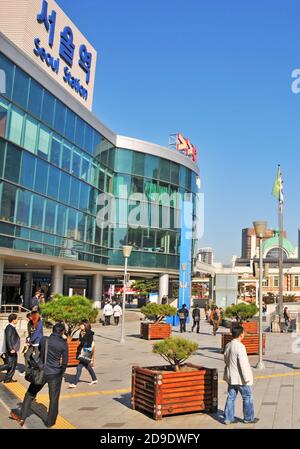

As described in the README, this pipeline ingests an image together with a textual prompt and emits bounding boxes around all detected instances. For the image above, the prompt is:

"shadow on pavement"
[263,359,294,369]
[113,393,132,410]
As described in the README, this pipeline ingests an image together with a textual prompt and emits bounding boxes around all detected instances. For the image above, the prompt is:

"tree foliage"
[153,337,199,370]
[141,303,177,323]
[224,303,258,323]
[131,279,159,297]
[40,295,98,337]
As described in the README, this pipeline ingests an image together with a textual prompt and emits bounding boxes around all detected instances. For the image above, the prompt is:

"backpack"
[25,338,49,385]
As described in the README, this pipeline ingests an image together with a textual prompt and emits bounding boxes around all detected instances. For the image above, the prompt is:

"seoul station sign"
[0,0,97,110]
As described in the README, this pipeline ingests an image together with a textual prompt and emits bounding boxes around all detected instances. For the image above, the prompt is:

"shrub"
[225,303,258,323]
[40,295,98,337]
[140,303,177,324]
[153,337,199,371]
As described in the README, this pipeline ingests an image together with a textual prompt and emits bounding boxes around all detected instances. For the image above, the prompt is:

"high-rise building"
[197,247,214,265]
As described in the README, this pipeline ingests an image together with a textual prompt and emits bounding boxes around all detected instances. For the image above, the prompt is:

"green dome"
[263,231,295,258]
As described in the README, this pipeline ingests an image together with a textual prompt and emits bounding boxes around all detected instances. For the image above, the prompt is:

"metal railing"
[0,304,31,314]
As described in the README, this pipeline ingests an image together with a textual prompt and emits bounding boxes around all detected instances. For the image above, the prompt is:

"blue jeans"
[224,385,255,423]
[74,362,97,385]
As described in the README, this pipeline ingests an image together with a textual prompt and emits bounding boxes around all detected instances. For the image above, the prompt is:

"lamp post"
[253,221,267,370]
[180,263,187,306]
[120,245,133,344]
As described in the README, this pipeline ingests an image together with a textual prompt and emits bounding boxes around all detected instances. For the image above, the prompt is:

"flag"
[272,165,284,203]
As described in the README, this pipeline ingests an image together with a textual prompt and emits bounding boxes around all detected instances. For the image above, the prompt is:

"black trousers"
[4,353,17,382]
[180,319,187,333]
[192,319,200,333]
[114,316,120,326]
[104,315,111,325]
[20,376,63,427]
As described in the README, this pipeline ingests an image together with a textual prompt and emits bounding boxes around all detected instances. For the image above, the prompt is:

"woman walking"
[69,321,97,388]
[24,311,43,367]
[283,307,291,333]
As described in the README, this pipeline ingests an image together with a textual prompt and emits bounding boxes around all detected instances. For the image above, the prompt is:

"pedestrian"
[161,295,168,305]
[10,322,68,428]
[24,311,44,368]
[178,304,189,333]
[210,307,221,336]
[283,307,291,333]
[113,302,122,326]
[262,303,267,316]
[103,301,113,326]
[69,321,97,389]
[31,291,40,311]
[2,314,20,383]
[223,325,259,425]
[192,305,201,333]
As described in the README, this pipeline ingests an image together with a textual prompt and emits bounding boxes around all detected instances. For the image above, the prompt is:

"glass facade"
[0,52,198,269]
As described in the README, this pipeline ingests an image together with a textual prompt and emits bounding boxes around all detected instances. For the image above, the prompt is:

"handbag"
[78,341,94,364]
[25,338,48,385]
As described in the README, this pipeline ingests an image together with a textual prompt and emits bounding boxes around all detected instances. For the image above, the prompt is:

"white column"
[51,265,64,296]
[159,273,169,303]
[92,273,103,309]
[0,259,4,310]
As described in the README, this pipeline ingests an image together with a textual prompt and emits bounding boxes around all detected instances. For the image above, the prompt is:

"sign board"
[3,274,21,286]
[0,0,97,110]
[149,293,159,304]
[176,132,197,162]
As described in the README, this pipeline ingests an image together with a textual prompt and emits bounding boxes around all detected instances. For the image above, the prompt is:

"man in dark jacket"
[10,322,68,428]
[178,304,189,333]
[3,314,20,383]
[192,306,201,333]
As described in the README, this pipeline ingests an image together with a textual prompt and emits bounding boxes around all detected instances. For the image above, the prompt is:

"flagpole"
[278,164,284,326]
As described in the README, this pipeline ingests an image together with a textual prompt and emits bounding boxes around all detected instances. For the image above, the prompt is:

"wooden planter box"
[67,338,79,367]
[222,333,266,355]
[131,364,218,420]
[241,321,258,334]
[140,322,172,340]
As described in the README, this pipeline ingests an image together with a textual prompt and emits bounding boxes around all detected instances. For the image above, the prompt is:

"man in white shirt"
[103,302,113,326]
[113,302,123,326]
[223,325,259,425]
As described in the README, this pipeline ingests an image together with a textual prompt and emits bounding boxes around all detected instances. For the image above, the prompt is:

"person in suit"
[192,306,201,333]
[177,304,189,333]
[10,322,68,428]
[3,314,20,383]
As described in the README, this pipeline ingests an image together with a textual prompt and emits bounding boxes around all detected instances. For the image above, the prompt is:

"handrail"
[0,304,31,314]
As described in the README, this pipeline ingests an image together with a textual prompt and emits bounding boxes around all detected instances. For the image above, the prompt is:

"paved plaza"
[1,311,300,430]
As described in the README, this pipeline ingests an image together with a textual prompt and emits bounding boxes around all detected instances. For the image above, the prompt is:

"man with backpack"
[178,304,189,333]
[10,322,68,428]
[192,306,201,333]
[210,307,221,336]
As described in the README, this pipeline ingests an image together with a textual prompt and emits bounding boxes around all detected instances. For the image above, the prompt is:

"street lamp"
[180,263,187,306]
[120,245,133,344]
[253,221,267,370]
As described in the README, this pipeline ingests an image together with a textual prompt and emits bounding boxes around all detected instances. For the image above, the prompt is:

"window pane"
[132,152,145,177]
[47,165,60,199]
[159,158,170,182]
[12,67,29,109]
[56,204,67,235]
[0,53,14,99]
[143,230,156,250]
[16,189,31,226]
[81,157,90,181]
[53,99,66,135]
[5,143,21,183]
[1,182,17,222]
[144,155,159,179]
[44,200,56,233]
[31,195,44,229]
[77,212,86,241]
[62,143,71,171]
[170,162,179,185]
[28,79,42,118]
[71,150,81,177]
[34,159,48,194]
[115,149,132,173]
[59,172,70,203]
[23,115,38,153]
[75,116,85,148]
[84,124,93,153]
[38,125,50,159]
[79,183,89,210]
[8,105,24,145]
[67,208,77,237]
[0,138,5,177]
[20,152,36,189]
[0,97,9,139]
[69,177,80,208]
[50,134,62,166]
[41,90,55,127]
[65,108,75,142]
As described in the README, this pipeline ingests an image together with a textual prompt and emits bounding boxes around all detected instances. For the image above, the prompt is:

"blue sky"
[57,0,300,263]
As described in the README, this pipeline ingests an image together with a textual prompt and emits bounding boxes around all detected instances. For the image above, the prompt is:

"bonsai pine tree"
[40,295,98,337]
[224,303,258,324]
[140,303,177,324]
[153,337,199,371]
